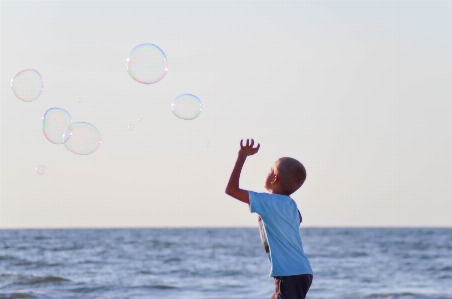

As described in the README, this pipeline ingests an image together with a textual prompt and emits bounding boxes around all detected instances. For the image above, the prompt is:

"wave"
[353,293,452,299]
[147,285,177,290]
[0,290,110,299]
[2,290,451,299]
[16,276,71,286]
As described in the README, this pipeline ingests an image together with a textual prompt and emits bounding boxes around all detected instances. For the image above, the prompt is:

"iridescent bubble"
[77,97,83,103]
[171,94,202,120]
[64,122,102,155]
[126,43,168,84]
[128,124,134,131]
[137,118,142,123]
[11,69,44,102]
[36,165,46,175]
[42,108,73,144]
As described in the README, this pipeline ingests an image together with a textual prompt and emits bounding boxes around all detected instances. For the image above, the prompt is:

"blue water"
[1,228,451,299]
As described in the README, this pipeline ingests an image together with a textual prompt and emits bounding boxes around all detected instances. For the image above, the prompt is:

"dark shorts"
[271,274,313,299]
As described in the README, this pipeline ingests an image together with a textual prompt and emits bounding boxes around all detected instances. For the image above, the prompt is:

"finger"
[246,139,249,147]
[256,143,260,149]
[240,140,243,148]
[250,139,254,147]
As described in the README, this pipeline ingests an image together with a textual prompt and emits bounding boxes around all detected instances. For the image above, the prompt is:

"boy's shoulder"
[250,191,302,223]
[250,190,293,199]
[249,191,297,208]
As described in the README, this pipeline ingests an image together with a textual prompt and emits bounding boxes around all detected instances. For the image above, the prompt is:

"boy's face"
[264,162,278,192]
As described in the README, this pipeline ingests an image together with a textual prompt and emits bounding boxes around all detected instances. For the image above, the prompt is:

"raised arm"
[225,139,260,204]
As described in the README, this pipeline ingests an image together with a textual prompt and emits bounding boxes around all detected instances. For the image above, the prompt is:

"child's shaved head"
[274,157,306,195]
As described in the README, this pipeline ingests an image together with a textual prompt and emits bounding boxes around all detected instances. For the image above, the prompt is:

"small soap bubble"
[42,108,73,144]
[137,118,142,123]
[171,94,202,120]
[64,122,102,155]
[77,97,83,103]
[128,124,134,131]
[11,69,44,102]
[36,165,46,175]
[126,43,168,84]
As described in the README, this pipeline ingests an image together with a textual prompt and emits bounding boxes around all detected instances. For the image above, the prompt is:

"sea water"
[1,228,451,299]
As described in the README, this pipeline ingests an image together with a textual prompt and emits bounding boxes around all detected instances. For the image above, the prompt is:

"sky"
[1,1,451,228]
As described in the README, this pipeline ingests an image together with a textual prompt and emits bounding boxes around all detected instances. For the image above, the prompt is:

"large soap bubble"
[42,108,73,144]
[11,69,44,102]
[126,43,168,84]
[64,122,102,155]
[171,94,202,120]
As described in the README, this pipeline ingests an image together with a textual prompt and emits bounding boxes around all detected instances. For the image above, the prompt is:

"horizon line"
[1,225,451,230]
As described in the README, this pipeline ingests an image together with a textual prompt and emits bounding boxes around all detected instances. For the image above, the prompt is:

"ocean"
[0,228,451,299]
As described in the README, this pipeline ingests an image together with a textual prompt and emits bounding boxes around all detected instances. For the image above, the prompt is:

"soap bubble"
[77,97,83,103]
[137,118,142,123]
[64,122,102,155]
[42,108,73,144]
[128,124,134,131]
[171,94,202,120]
[36,165,46,175]
[126,43,168,84]
[11,69,44,102]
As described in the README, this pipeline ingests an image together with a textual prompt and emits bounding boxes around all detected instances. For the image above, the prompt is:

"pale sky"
[1,1,451,228]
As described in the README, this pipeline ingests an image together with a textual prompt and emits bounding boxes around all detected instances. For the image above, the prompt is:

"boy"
[225,139,313,299]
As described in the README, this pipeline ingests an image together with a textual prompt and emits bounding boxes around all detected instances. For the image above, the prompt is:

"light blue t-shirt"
[249,191,313,277]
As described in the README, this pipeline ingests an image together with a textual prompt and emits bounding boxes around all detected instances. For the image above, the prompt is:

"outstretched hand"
[225,139,260,204]
[239,139,260,157]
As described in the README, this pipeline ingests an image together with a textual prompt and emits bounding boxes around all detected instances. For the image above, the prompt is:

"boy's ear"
[272,175,279,184]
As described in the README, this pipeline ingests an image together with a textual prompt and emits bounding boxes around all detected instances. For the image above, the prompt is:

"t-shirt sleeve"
[249,191,272,217]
